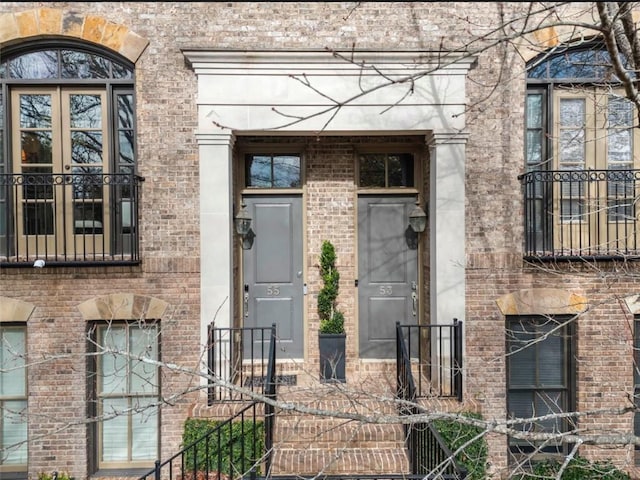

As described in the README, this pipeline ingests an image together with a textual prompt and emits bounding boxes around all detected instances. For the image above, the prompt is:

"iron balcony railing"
[396,322,467,480]
[396,321,463,401]
[519,169,640,260]
[0,172,143,266]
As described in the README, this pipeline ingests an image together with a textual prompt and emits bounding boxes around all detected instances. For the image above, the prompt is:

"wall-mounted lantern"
[408,200,427,233]
[235,202,254,249]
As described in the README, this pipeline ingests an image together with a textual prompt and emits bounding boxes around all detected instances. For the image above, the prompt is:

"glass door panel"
[11,88,109,257]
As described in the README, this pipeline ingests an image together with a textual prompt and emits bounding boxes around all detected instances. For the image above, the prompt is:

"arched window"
[0,43,141,265]
[522,43,640,259]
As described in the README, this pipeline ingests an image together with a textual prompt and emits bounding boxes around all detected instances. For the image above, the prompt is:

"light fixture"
[408,200,427,233]
[234,202,252,237]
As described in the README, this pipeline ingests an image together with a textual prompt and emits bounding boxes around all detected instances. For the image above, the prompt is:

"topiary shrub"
[318,240,344,334]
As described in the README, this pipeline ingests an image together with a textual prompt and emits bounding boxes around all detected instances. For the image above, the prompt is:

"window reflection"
[359,153,414,188]
[2,48,133,80]
[246,154,301,188]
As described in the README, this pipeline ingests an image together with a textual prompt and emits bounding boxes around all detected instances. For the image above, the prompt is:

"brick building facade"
[1,2,640,479]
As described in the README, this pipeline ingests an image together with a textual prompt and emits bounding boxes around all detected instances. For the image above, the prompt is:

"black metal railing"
[0,172,143,266]
[140,326,278,480]
[396,323,467,480]
[138,402,266,480]
[396,321,463,401]
[519,169,640,260]
[208,325,277,403]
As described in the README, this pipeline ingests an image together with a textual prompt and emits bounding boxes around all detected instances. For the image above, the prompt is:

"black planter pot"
[319,333,346,383]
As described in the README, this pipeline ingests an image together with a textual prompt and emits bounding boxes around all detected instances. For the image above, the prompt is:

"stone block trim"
[0,7,148,62]
[0,296,35,322]
[77,293,168,321]
[496,288,588,315]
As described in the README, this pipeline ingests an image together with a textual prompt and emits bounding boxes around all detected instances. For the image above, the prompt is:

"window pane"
[247,155,272,187]
[129,327,158,394]
[21,131,53,165]
[8,51,58,79]
[272,155,301,188]
[2,400,27,464]
[71,132,103,165]
[526,131,542,166]
[131,397,158,460]
[74,203,104,234]
[23,203,53,235]
[359,155,385,187]
[101,397,129,461]
[0,329,26,396]
[609,97,633,127]
[70,95,102,129]
[534,390,566,433]
[117,94,135,168]
[388,154,414,187]
[608,129,632,163]
[527,94,542,128]
[61,50,110,79]
[20,94,52,128]
[508,323,536,386]
[538,325,564,385]
[99,327,127,395]
[559,129,585,165]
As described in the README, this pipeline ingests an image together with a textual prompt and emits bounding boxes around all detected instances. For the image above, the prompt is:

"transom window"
[522,44,640,258]
[358,153,414,188]
[0,45,140,265]
[0,325,27,472]
[92,322,159,469]
[245,154,301,188]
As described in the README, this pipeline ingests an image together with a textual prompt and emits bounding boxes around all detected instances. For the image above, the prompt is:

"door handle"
[411,291,418,317]
[244,284,249,317]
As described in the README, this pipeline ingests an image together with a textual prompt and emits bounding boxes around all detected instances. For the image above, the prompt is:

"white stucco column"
[197,132,235,342]
[428,131,468,325]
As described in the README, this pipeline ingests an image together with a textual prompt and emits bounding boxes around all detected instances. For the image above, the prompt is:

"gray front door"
[358,195,419,358]
[242,195,304,359]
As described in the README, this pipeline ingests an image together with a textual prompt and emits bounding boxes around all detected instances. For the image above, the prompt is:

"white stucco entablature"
[183,49,477,133]
[184,49,476,354]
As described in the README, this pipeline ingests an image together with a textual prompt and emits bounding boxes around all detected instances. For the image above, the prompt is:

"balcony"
[0,173,143,266]
[520,169,640,260]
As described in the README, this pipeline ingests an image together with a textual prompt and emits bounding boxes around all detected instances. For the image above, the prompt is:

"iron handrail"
[396,322,468,479]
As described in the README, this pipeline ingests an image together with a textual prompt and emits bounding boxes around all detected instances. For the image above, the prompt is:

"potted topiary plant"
[317,240,346,383]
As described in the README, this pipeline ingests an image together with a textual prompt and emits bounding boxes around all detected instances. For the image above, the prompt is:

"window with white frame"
[92,322,159,469]
[0,325,27,472]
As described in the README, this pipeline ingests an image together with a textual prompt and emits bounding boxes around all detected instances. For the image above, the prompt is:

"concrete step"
[270,447,410,475]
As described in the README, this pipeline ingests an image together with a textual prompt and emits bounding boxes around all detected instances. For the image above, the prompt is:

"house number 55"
[379,285,393,296]
[267,285,280,296]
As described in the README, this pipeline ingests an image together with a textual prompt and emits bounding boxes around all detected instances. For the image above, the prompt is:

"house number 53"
[267,285,280,296]
[379,285,393,296]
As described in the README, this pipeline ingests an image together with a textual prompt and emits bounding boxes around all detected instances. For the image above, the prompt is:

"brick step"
[274,417,406,449]
[270,447,410,475]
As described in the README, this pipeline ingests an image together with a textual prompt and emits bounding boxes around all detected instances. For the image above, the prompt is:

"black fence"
[0,172,142,266]
[396,322,467,480]
[520,169,640,260]
[396,321,463,401]
[207,325,277,403]
[139,326,277,480]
